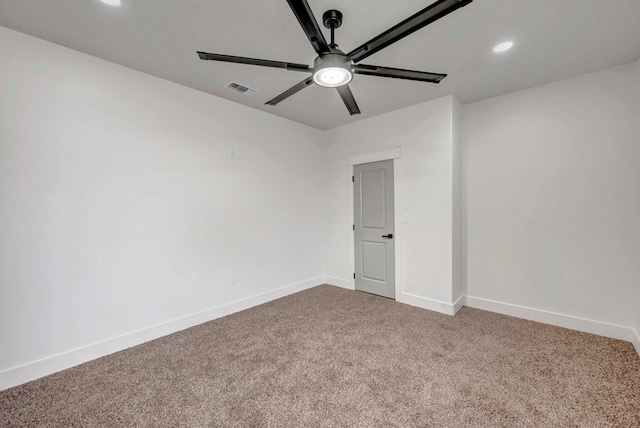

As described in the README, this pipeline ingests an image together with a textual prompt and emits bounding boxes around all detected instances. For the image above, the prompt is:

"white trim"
[346,146,401,166]
[452,295,465,315]
[633,328,640,357]
[323,276,354,290]
[465,296,640,352]
[0,276,325,392]
[397,292,458,316]
[4,285,637,392]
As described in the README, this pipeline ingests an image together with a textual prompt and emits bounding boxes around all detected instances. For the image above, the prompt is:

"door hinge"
[353,273,356,279]
[353,224,355,231]
[352,175,354,182]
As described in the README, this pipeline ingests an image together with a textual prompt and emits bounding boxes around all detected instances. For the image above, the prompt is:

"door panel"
[354,160,395,299]
[362,241,387,282]
[361,169,386,228]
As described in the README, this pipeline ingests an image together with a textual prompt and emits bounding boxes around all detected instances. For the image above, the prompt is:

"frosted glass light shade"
[313,66,353,87]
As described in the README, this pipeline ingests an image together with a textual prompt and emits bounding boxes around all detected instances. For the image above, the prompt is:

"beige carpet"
[1,285,639,427]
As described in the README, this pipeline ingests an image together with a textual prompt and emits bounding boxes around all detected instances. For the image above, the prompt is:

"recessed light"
[493,41,514,53]
[100,0,122,6]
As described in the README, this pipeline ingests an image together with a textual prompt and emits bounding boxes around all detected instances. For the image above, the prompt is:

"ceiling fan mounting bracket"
[322,10,342,29]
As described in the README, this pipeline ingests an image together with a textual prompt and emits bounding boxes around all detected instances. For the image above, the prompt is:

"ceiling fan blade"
[197,52,310,72]
[286,0,330,54]
[354,64,446,83]
[346,0,473,63]
[265,76,314,106]
[336,85,361,116]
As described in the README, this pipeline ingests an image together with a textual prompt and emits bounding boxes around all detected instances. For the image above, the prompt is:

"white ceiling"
[1,0,639,130]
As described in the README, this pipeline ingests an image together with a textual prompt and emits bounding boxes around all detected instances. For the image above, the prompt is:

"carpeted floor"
[1,285,639,427]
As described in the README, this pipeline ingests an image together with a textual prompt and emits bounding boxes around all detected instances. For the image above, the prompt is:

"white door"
[354,160,395,299]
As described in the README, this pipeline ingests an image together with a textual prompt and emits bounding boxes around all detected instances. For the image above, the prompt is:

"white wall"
[0,26,326,389]
[463,62,640,340]
[324,96,462,314]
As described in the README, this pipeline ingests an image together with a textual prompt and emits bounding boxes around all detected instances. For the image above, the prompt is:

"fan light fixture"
[313,66,352,87]
[312,53,353,88]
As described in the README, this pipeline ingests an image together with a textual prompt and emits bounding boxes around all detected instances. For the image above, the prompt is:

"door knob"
[382,234,393,239]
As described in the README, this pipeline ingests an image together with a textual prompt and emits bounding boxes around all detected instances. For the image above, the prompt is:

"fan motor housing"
[313,52,351,71]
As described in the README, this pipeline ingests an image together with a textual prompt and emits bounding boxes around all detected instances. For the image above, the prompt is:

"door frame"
[347,146,402,298]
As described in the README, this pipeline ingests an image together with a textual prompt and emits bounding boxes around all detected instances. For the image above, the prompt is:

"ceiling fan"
[197,0,473,116]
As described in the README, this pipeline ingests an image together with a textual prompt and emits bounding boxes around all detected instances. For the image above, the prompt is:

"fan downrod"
[323,9,342,47]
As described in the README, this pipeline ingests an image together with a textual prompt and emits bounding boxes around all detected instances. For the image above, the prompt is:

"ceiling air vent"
[226,82,257,96]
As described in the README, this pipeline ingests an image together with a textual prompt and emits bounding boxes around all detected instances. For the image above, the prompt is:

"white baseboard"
[633,328,640,357]
[0,276,325,392]
[465,295,640,356]
[4,284,636,392]
[452,295,465,315]
[323,280,463,317]
[397,292,458,316]
[323,276,354,290]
